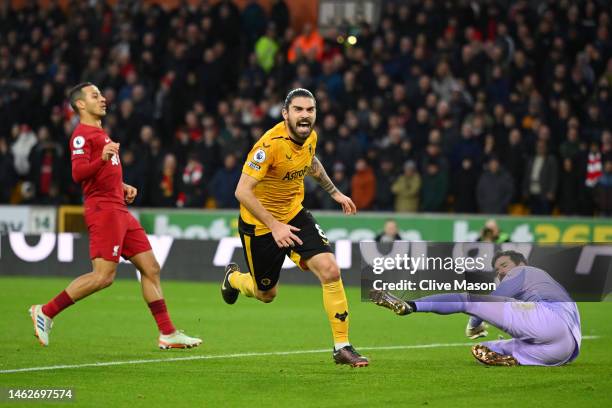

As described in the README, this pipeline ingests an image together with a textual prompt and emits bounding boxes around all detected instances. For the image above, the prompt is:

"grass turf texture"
[0,276,610,407]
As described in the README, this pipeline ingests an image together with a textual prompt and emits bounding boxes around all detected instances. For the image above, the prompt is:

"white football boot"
[158,330,202,349]
[29,305,53,346]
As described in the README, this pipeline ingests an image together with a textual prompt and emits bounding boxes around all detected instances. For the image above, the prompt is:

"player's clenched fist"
[101,142,120,161]
[123,183,137,204]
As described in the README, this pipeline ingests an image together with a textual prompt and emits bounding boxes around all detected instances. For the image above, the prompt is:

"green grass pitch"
[1,276,611,407]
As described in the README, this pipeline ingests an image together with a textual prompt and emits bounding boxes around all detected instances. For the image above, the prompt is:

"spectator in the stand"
[374,158,396,211]
[270,0,290,37]
[335,124,362,177]
[319,162,350,210]
[287,23,324,63]
[28,127,63,204]
[0,137,16,203]
[580,140,604,214]
[241,0,267,50]
[351,158,376,210]
[584,103,605,143]
[255,23,279,73]
[523,140,558,215]
[380,125,406,170]
[194,123,222,176]
[432,61,458,102]
[602,130,612,162]
[151,153,179,207]
[210,153,241,208]
[10,125,37,178]
[558,158,582,215]
[451,121,482,171]
[453,158,479,213]
[121,148,145,206]
[375,219,402,243]
[391,160,421,213]
[501,128,527,203]
[115,99,143,146]
[559,127,581,160]
[177,153,206,208]
[420,160,447,212]
[595,159,612,215]
[477,156,514,214]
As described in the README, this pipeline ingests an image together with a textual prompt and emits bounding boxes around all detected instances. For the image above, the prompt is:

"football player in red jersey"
[29,83,202,350]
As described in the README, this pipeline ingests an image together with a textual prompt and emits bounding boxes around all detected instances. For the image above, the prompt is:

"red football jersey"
[70,123,125,210]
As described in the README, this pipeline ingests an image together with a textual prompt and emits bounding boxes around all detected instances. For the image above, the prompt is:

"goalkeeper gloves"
[465,321,488,339]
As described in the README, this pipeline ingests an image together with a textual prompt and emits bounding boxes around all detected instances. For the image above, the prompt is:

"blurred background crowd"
[1,0,611,215]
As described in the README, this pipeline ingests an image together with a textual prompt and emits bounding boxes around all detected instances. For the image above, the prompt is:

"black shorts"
[238,209,333,291]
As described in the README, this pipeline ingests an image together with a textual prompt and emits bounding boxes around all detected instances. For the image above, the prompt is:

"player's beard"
[287,118,313,143]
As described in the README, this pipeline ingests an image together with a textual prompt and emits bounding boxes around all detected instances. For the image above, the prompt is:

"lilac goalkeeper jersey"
[470,266,582,352]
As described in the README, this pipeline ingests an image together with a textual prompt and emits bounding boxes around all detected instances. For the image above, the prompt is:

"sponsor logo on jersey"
[72,149,84,155]
[253,148,266,163]
[248,161,261,170]
[282,165,310,181]
[72,136,85,148]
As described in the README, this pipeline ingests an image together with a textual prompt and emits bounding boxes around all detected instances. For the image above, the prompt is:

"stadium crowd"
[1,0,611,216]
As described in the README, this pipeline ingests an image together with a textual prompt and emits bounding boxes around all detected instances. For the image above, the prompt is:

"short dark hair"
[283,88,315,110]
[492,250,527,268]
[68,82,94,112]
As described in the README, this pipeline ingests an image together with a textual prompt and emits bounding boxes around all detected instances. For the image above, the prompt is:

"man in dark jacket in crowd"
[523,140,558,215]
[477,156,514,214]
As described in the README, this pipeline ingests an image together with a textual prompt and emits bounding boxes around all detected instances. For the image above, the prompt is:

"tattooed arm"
[308,156,338,195]
[309,156,357,214]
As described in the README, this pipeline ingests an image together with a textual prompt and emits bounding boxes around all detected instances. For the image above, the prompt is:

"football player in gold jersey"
[221,88,368,367]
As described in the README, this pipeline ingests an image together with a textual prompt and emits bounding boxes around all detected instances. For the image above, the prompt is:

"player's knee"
[317,260,341,284]
[92,264,116,290]
[256,290,276,303]
[96,272,115,289]
[144,261,161,279]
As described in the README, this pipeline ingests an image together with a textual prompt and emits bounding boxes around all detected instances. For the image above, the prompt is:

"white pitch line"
[0,336,600,374]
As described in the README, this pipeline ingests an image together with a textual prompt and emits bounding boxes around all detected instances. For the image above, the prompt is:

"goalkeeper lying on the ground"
[370,250,582,366]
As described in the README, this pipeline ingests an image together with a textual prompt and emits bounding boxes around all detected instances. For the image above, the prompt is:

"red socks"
[147,299,176,335]
[41,292,175,335]
[42,290,75,318]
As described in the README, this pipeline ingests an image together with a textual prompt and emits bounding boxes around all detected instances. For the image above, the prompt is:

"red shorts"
[85,207,151,262]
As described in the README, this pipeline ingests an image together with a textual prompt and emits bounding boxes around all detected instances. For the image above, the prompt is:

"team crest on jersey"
[73,136,85,149]
[253,148,266,163]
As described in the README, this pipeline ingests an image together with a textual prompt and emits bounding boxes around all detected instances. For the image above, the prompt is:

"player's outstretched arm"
[235,173,303,248]
[309,156,356,215]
